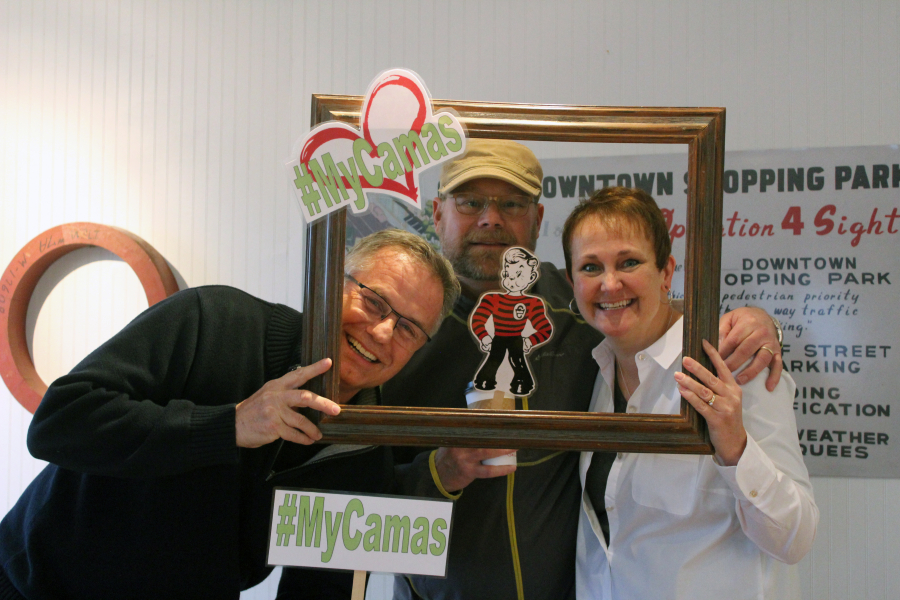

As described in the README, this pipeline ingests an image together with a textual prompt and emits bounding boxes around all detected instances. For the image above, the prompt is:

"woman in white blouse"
[562,187,818,600]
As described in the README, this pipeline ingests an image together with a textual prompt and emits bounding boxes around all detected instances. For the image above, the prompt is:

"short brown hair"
[562,187,672,278]
[345,229,461,328]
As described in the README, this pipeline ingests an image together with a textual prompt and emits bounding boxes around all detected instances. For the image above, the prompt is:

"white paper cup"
[465,384,517,467]
[482,451,517,466]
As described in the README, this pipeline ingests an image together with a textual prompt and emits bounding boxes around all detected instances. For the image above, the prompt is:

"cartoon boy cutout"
[469,247,553,397]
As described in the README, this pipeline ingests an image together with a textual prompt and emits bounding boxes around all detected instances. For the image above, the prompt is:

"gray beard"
[450,249,503,282]
[438,221,540,283]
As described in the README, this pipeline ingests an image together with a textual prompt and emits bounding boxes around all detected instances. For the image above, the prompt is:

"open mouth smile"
[598,299,634,310]
[347,334,378,363]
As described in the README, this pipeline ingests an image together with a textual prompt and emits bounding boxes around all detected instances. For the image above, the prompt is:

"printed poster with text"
[536,145,899,478]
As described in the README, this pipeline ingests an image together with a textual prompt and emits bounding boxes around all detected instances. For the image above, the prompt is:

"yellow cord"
[429,449,462,500]
[506,471,525,600]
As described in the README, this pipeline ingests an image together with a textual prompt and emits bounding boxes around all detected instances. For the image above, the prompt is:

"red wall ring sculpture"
[0,223,179,413]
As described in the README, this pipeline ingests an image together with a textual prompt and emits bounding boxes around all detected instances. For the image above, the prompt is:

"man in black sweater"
[0,229,459,600]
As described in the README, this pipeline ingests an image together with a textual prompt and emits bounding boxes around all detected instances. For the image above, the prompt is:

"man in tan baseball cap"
[433,139,545,298]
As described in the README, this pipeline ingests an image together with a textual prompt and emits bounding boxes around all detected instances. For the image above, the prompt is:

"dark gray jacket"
[383,266,603,600]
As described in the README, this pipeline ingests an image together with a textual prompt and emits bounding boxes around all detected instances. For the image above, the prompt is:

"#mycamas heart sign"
[286,69,467,223]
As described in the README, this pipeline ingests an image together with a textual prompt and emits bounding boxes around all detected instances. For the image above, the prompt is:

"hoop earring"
[568,298,581,315]
[661,286,672,305]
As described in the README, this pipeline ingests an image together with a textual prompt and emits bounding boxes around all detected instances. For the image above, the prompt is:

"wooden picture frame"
[303,96,724,454]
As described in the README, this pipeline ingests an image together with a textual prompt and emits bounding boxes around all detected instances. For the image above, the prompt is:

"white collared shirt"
[576,318,818,600]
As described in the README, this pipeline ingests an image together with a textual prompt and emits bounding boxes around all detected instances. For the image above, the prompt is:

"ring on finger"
[707,394,716,407]
[759,346,776,357]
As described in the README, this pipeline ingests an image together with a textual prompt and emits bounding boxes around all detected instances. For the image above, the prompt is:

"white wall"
[1,1,898,598]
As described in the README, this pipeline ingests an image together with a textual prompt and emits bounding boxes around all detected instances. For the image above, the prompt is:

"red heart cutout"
[299,72,429,206]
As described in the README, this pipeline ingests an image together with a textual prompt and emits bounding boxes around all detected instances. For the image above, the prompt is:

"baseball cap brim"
[438,140,543,198]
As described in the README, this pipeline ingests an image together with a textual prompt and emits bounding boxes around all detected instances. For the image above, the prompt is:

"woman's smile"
[569,217,675,353]
[597,299,633,310]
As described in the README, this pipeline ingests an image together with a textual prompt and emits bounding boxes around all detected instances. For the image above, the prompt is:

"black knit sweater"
[0,286,392,600]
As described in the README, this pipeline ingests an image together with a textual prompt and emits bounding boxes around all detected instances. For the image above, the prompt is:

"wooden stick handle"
[351,570,367,600]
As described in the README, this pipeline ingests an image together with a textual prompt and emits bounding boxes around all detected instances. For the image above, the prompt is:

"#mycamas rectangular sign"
[267,489,454,577]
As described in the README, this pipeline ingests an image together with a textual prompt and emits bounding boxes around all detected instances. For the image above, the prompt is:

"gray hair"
[345,229,461,330]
